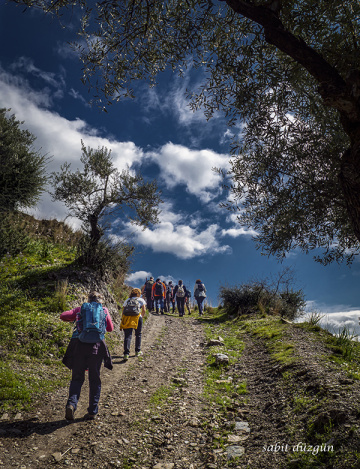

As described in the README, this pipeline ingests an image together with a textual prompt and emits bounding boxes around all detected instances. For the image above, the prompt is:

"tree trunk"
[88,213,102,247]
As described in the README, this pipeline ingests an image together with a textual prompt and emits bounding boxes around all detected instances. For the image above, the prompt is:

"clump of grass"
[330,325,357,360]
[149,385,174,407]
[306,311,325,326]
[51,278,69,313]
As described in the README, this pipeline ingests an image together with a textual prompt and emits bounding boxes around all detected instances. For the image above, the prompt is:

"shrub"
[76,234,133,277]
[219,270,305,320]
[0,212,31,258]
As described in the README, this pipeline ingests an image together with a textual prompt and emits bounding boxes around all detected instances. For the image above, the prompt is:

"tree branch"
[224,0,359,130]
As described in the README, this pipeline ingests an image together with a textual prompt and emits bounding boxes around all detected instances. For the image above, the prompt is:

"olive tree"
[0,108,48,212]
[51,142,162,260]
[11,0,360,263]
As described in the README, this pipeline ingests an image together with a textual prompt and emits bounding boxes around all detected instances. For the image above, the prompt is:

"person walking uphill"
[194,279,207,315]
[166,281,175,314]
[142,276,155,312]
[60,291,114,421]
[152,278,166,315]
[121,288,146,360]
[173,280,187,317]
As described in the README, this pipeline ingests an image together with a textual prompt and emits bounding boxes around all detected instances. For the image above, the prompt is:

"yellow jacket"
[120,314,141,330]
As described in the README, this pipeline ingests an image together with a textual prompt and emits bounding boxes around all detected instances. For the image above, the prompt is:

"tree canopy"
[12,0,360,263]
[0,108,48,213]
[51,142,162,250]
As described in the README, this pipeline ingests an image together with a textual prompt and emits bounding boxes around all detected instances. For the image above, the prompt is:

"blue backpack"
[77,302,107,343]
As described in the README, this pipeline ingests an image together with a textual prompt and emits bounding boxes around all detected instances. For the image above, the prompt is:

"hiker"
[142,276,155,311]
[165,281,175,313]
[185,287,192,315]
[151,278,166,314]
[173,280,187,317]
[194,279,207,315]
[60,291,114,421]
[120,288,146,360]
[170,281,176,313]
[163,281,168,312]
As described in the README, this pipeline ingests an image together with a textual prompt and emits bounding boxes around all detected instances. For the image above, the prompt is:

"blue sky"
[1,2,360,334]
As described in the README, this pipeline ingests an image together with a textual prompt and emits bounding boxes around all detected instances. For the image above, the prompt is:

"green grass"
[298,321,360,379]
[240,316,296,365]
[200,308,247,411]
[0,244,79,412]
[0,359,69,411]
[149,385,174,407]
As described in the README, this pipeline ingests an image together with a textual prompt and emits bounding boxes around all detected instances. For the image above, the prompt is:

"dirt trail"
[0,313,210,468]
[1,314,360,469]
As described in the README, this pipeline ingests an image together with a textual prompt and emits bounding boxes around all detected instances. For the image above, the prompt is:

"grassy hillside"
[0,216,127,413]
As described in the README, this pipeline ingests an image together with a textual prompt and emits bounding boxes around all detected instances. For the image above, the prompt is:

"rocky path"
[1,313,360,468]
[0,313,211,468]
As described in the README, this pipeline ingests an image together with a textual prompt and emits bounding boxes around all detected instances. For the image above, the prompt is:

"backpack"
[154,282,164,296]
[176,285,185,298]
[123,297,142,316]
[77,302,107,343]
[195,283,205,297]
[167,284,173,296]
[145,279,155,293]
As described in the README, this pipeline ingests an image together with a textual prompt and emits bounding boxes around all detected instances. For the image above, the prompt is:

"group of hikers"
[59,278,207,421]
[141,277,207,317]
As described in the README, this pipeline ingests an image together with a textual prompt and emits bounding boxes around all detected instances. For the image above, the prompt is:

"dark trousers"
[196,296,205,315]
[123,316,143,355]
[176,297,185,316]
[67,341,103,415]
[145,292,153,311]
[165,294,172,312]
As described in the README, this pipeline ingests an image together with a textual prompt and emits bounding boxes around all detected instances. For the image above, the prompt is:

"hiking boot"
[161,311,164,315]
[135,351,143,357]
[83,413,96,421]
[65,405,75,420]
[123,354,129,361]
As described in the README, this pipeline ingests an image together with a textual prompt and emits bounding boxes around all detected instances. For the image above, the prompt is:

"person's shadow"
[111,354,130,364]
[0,416,87,439]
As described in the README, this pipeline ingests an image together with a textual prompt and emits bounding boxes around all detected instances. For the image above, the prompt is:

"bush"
[219,270,306,320]
[219,283,265,316]
[0,213,31,258]
[76,234,133,277]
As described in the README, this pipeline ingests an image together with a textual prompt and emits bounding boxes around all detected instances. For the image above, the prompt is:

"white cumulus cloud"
[221,227,258,238]
[125,270,152,286]
[121,220,231,259]
[149,142,230,202]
